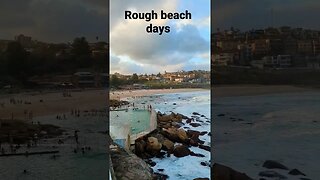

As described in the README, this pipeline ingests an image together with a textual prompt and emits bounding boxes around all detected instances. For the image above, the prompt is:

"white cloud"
[110,0,210,74]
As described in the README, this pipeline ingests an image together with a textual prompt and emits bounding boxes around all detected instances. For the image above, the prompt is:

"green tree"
[4,42,28,82]
[71,37,92,68]
[110,74,120,87]
[131,73,139,83]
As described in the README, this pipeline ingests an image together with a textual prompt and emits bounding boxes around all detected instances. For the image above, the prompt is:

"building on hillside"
[14,34,33,47]
[212,53,234,66]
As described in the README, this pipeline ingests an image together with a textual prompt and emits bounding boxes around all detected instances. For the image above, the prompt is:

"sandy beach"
[1,86,312,120]
[110,88,206,100]
[0,88,206,120]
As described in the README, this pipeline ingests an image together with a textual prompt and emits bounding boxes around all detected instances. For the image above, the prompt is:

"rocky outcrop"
[213,163,253,180]
[258,170,287,179]
[262,160,289,170]
[173,145,191,157]
[111,146,153,180]
[146,137,162,156]
[162,139,174,152]
[288,169,306,176]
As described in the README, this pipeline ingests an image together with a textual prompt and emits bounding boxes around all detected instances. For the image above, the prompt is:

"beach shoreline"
[1,85,315,120]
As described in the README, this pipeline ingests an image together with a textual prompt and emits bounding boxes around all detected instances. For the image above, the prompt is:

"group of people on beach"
[9,98,31,105]
[71,108,107,118]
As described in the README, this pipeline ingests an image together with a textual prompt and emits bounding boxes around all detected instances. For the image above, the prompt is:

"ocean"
[0,111,108,180]
[213,91,320,180]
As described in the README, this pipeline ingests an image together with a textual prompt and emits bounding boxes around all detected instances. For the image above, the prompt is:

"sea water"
[213,91,320,180]
[0,113,108,180]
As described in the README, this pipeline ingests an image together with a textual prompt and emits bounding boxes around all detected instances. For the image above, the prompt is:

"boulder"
[187,130,201,137]
[146,137,162,155]
[162,139,174,152]
[190,151,205,157]
[262,160,288,170]
[173,145,191,157]
[190,123,201,127]
[186,119,192,123]
[288,169,306,176]
[177,128,188,142]
[200,131,208,136]
[189,139,199,146]
[213,163,253,180]
[200,162,209,166]
[135,140,146,156]
[259,171,287,179]
[199,144,210,152]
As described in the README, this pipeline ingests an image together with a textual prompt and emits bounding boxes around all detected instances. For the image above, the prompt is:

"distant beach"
[110,88,206,100]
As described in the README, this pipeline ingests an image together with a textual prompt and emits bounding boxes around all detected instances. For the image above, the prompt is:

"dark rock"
[190,123,201,127]
[186,119,192,123]
[190,151,205,157]
[146,137,162,156]
[162,139,174,152]
[135,140,146,156]
[200,131,208,136]
[155,151,166,159]
[193,112,200,116]
[173,103,177,105]
[189,139,199,146]
[259,170,287,179]
[158,169,164,172]
[200,162,209,166]
[200,115,206,117]
[145,159,156,167]
[208,132,211,136]
[173,145,191,157]
[213,163,253,180]
[160,128,180,142]
[289,169,306,176]
[262,160,289,170]
[154,172,169,180]
[199,145,210,152]
[187,130,201,137]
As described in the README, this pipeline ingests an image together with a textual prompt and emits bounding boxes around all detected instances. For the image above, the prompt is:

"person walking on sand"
[74,130,79,144]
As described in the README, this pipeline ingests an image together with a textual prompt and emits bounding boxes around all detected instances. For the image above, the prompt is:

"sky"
[110,0,211,75]
[213,0,320,32]
[0,0,107,43]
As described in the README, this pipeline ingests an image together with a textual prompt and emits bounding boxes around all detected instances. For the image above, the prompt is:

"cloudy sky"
[110,0,210,74]
[0,0,107,43]
[213,0,320,32]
